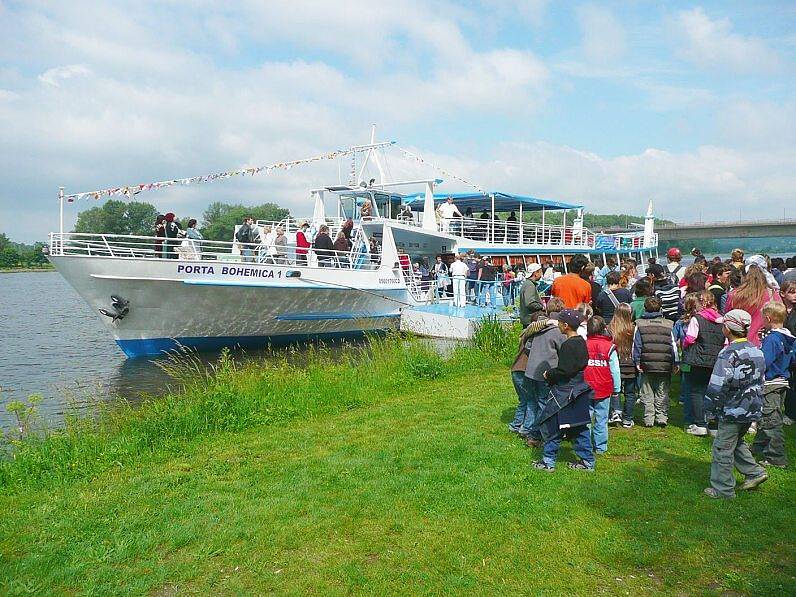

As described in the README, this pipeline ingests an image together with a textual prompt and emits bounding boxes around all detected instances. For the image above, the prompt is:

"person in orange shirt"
[551,255,592,308]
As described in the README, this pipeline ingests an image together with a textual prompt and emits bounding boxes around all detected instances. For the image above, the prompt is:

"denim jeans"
[610,377,638,423]
[509,371,535,436]
[466,277,478,303]
[685,367,711,427]
[542,425,594,469]
[589,398,611,453]
[679,369,692,424]
[501,284,514,307]
[710,421,766,497]
[527,379,550,440]
[478,281,496,307]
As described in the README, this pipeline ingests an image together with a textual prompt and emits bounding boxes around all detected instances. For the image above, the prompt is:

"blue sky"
[1,1,794,241]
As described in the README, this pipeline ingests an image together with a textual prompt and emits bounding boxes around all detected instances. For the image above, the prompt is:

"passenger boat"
[48,131,658,357]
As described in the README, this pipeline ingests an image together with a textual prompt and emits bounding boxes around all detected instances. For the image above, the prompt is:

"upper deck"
[310,186,657,257]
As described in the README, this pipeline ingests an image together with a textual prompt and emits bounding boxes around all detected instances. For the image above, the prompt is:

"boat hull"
[50,255,410,357]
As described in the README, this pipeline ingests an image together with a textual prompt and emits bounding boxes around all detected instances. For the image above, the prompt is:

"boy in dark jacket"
[703,309,768,499]
[751,302,794,468]
[533,309,595,472]
[632,296,680,427]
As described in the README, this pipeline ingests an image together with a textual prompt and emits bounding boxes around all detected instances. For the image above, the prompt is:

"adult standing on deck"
[450,254,469,308]
[518,263,544,326]
[465,250,479,303]
[295,222,311,266]
[551,254,591,309]
[313,225,334,267]
[164,213,182,259]
[154,214,166,257]
[438,197,463,234]
[478,256,497,307]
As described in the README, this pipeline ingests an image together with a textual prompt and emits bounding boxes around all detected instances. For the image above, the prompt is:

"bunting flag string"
[395,146,486,194]
[62,145,379,202]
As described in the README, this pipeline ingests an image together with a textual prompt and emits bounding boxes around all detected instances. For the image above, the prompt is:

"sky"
[0,1,794,242]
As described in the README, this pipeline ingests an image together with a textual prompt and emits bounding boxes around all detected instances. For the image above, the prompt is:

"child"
[584,316,621,453]
[780,280,796,425]
[608,303,638,427]
[509,298,564,439]
[703,309,768,498]
[682,291,725,437]
[521,298,566,446]
[674,293,701,428]
[534,309,595,472]
[630,278,653,321]
[751,302,794,468]
[632,296,679,427]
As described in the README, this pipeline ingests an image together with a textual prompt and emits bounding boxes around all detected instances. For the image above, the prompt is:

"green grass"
[1,330,794,595]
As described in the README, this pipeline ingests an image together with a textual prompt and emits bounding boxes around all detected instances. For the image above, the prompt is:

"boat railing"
[387,215,629,249]
[48,232,381,270]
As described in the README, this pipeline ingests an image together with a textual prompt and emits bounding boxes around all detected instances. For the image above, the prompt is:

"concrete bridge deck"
[604,218,796,241]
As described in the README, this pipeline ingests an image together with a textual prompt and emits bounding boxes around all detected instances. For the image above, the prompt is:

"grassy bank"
[1,330,794,594]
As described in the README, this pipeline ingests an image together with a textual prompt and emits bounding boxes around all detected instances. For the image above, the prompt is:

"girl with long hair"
[673,293,702,425]
[725,265,782,346]
[682,291,725,436]
[608,303,637,427]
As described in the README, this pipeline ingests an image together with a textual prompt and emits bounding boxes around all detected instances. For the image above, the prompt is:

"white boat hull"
[50,255,411,357]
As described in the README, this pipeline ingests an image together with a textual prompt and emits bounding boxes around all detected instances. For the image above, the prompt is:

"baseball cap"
[556,308,584,330]
[527,263,542,274]
[723,309,751,333]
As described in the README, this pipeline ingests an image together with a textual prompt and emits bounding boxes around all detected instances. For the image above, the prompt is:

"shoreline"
[0,267,55,274]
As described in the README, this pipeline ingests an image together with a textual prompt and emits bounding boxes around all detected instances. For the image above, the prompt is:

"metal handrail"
[48,232,381,270]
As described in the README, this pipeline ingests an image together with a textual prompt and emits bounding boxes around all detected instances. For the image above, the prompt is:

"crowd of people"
[509,248,796,499]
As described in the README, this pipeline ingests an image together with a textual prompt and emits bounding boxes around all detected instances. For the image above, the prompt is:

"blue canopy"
[401,191,582,213]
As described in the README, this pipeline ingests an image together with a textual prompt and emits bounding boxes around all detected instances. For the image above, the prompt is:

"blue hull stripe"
[183,279,401,290]
[275,312,398,321]
[116,329,393,358]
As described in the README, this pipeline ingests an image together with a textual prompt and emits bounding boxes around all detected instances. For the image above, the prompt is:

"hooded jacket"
[761,328,795,383]
[524,324,566,381]
[705,340,764,423]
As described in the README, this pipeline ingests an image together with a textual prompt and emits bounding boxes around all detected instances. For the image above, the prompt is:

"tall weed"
[0,332,507,492]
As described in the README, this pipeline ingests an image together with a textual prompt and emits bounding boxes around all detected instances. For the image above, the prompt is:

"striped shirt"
[654,282,682,322]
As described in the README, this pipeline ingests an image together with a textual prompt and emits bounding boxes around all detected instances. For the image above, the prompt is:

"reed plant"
[0,333,492,492]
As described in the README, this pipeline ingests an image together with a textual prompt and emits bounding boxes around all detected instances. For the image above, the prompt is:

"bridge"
[603,218,796,241]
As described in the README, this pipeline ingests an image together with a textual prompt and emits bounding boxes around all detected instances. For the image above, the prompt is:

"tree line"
[0,234,49,269]
[73,200,290,241]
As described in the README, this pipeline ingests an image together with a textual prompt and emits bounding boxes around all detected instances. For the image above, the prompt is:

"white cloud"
[576,5,627,63]
[636,81,716,112]
[674,7,783,73]
[37,64,92,87]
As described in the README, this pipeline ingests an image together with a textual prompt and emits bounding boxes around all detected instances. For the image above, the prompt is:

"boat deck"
[400,301,514,340]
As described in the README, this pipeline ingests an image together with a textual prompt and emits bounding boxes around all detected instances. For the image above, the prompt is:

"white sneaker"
[748,422,758,435]
[783,416,794,426]
[686,424,708,437]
